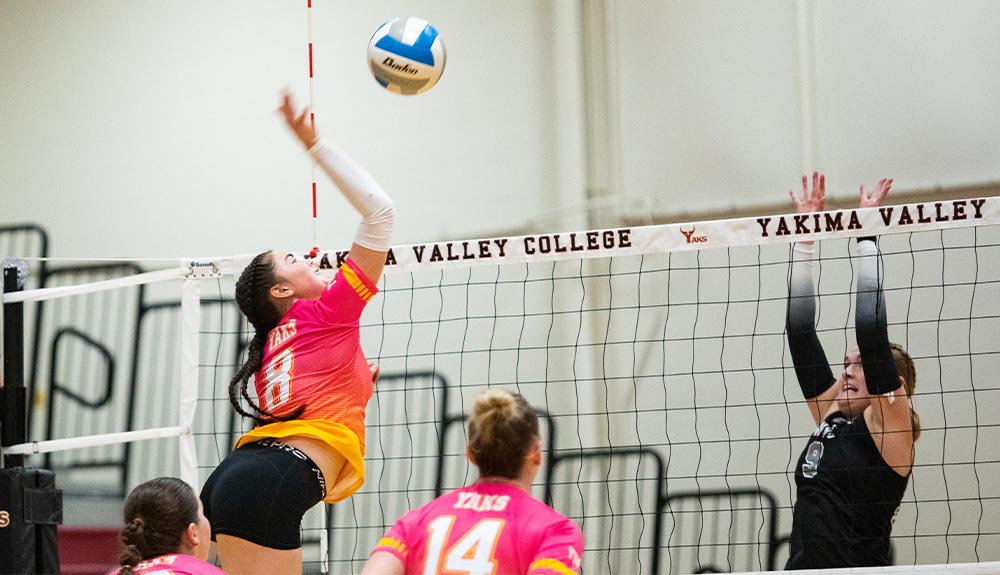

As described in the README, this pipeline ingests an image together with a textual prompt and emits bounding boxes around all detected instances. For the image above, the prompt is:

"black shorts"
[200,439,326,550]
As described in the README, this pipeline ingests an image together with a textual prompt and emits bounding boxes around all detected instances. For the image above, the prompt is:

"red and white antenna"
[307,0,320,259]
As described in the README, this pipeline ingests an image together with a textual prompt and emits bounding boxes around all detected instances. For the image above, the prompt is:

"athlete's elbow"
[354,203,396,251]
[375,203,396,237]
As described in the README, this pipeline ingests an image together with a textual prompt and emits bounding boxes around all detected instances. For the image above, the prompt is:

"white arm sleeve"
[788,242,817,327]
[309,139,396,251]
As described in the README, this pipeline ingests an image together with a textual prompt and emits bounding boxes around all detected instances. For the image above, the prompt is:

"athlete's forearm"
[787,243,835,398]
[855,237,900,394]
[309,139,396,251]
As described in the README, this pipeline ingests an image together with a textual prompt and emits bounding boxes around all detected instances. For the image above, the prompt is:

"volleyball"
[367,17,446,95]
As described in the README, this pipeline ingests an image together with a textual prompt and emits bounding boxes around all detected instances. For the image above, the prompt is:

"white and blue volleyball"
[367,17,446,95]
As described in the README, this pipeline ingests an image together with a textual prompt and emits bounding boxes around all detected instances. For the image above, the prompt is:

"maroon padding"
[59,526,120,575]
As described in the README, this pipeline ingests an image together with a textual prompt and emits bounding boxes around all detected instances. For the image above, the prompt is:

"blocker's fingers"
[278,90,296,116]
[295,108,309,127]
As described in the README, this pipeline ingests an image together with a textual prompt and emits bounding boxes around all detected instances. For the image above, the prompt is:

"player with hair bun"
[363,389,584,575]
[108,477,224,575]
[200,89,394,575]
[784,173,920,569]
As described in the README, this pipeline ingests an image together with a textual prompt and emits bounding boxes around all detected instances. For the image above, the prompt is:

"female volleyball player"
[784,173,920,569]
[110,477,225,575]
[362,389,584,575]
[199,90,395,575]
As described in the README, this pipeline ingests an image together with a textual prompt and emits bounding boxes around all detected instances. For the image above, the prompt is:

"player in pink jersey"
[363,390,584,575]
[108,477,226,575]
[200,90,395,575]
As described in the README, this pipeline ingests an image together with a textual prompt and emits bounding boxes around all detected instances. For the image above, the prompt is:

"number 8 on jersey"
[262,348,294,410]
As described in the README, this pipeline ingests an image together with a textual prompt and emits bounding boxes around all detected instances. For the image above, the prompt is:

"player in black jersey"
[784,173,921,569]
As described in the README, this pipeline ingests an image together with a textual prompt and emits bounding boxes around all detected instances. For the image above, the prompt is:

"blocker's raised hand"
[859,178,893,208]
[789,171,826,214]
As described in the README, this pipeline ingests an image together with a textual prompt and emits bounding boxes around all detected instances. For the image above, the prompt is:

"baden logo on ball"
[368,17,446,95]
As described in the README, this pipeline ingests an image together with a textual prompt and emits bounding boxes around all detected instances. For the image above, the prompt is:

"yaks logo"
[680,227,708,243]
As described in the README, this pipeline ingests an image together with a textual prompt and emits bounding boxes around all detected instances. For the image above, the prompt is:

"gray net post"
[1,259,62,575]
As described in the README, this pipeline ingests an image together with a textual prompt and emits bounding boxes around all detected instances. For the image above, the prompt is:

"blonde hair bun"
[467,389,539,479]
[473,389,519,418]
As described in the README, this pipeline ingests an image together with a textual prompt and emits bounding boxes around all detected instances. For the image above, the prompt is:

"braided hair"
[230,251,304,425]
[116,477,200,575]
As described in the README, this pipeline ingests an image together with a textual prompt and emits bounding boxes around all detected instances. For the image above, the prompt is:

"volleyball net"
[3,198,1000,574]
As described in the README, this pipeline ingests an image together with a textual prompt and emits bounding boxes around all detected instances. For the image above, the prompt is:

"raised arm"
[855,179,914,474]
[278,90,395,283]
[786,172,837,425]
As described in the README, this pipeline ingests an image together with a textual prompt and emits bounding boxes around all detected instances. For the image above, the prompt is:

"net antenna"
[304,1,326,569]
[306,0,319,259]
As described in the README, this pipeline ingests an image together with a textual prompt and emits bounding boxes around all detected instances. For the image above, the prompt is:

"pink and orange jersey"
[234,258,377,502]
[372,483,583,575]
[103,553,227,575]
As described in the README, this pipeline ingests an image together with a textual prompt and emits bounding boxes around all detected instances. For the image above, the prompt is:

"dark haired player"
[785,173,920,569]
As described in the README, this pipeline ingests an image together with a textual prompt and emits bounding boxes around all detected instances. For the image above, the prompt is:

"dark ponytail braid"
[116,477,200,575]
[116,519,146,575]
[230,251,304,425]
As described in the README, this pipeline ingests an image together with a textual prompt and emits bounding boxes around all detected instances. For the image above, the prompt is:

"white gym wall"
[2,0,998,259]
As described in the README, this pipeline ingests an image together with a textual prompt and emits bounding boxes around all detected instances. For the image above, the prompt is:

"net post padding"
[0,468,61,575]
[1,261,61,574]
[2,262,28,466]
